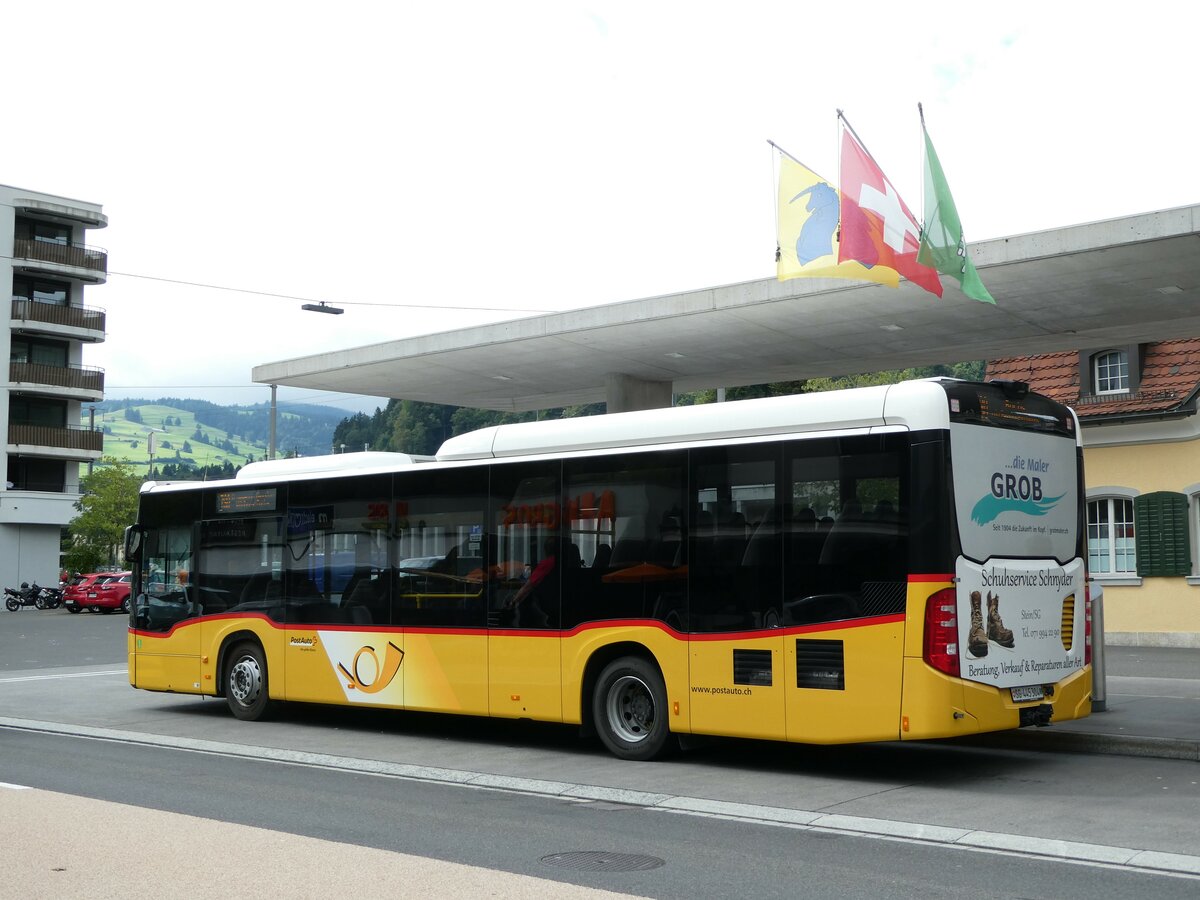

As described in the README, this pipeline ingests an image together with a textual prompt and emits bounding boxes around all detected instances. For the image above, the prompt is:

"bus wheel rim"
[606,674,655,744]
[230,656,262,706]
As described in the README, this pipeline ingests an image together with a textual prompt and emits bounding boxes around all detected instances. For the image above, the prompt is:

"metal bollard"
[1091,582,1106,712]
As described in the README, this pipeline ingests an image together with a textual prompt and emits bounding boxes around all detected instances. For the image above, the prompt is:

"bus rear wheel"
[225,642,274,721]
[592,656,673,761]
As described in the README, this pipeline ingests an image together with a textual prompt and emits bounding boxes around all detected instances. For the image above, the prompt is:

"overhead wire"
[0,251,562,314]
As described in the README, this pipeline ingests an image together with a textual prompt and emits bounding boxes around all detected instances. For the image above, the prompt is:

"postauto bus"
[124,378,1091,760]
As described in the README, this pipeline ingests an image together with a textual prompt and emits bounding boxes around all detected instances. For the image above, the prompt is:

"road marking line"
[0,670,126,684]
[0,782,32,790]
[2,715,1199,878]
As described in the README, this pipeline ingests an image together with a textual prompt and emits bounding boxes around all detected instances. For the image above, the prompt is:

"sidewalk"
[965,644,1200,761]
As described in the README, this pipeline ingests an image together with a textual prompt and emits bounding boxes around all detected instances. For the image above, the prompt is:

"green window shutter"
[1134,491,1191,577]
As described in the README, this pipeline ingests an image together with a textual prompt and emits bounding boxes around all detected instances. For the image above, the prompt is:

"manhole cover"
[541,851,665,872]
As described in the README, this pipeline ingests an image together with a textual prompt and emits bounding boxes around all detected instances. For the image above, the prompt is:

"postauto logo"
[971,472,1064,525]
[336,640,404,694]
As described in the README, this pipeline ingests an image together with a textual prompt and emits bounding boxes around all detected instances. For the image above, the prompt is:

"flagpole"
[917,103,927,235]
[769,140,781,263]
[766,139,834,183]
[835,109,891,174]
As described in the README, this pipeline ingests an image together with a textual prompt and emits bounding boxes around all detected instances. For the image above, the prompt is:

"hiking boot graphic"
[967,591,988,658]
[987,591,1015,648]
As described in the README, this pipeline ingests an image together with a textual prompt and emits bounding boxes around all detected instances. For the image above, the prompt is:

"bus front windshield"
[133,523,194,632]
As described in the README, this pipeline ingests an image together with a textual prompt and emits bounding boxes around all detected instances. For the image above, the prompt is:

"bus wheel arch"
[221,635,275,721]
[584,644,675,761]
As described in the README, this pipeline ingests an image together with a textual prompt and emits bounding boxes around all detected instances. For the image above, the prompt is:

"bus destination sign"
[216,488,277,514]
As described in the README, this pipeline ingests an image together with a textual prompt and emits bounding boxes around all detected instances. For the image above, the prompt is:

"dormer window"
[1094,350,1130,394]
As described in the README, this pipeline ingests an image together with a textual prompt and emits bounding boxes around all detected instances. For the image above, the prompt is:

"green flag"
[918,126,995,305]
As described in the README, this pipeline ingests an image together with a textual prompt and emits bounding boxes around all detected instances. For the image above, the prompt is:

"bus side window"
[562,452,686,629]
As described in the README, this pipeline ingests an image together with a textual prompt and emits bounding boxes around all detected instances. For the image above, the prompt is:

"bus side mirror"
[124,525,144,559]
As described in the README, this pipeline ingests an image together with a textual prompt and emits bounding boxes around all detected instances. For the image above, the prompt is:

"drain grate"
[540,851,665,872]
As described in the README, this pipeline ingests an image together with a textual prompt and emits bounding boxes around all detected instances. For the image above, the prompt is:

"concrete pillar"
[604,374,673,413]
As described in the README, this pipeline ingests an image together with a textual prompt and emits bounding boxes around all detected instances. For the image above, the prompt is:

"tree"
[65,459,142,573]
[389,400,454,455]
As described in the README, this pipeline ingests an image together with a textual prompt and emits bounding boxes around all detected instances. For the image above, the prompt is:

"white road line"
[0,782,32,790]
[0,669,126,684]
[2,715,1199,879]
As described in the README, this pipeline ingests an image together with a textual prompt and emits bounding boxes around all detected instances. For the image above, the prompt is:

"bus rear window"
[943,381,1075,437]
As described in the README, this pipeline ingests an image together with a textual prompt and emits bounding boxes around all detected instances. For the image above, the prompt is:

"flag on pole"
[776,152,898,286]
[837,125,943,297]
[918,120,995,304]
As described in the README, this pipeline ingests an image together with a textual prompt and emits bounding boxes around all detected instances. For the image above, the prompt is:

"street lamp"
[301,302,344,315]
[146,427,166,479]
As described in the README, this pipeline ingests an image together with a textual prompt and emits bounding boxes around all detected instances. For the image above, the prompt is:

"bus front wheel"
[225,642,274,721]
[592,656,674,761]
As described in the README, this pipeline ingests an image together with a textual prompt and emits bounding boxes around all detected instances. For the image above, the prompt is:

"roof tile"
[988,340,1200,420]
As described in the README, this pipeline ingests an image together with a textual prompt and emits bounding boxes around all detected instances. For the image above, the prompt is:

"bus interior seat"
[343,577,387,623]
[609,538,646,569]
[238,573,278,606]
[590,543,612,572]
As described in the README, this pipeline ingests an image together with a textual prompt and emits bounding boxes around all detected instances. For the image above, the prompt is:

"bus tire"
[225,642,274,721]
[592,656,673,761]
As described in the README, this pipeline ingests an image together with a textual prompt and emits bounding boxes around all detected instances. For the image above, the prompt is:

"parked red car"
[64,572,130,614]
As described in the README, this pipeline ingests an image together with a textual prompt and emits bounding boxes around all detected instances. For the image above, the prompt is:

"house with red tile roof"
[989,340,1200,647]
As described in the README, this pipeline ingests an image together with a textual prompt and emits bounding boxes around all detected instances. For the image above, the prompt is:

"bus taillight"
[1084,583,1093,666]
[923,588,960,678]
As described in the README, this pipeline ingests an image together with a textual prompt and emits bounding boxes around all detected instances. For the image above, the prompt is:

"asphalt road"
[4,728,1197,900]
[1,608,1198,897]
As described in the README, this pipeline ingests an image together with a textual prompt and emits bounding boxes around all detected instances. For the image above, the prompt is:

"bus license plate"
[1011,685,1045,703]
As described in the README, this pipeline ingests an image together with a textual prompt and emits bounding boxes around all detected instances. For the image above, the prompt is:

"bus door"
[783,436,908,744]
[282,475,401,707]
[132,515,203,693]
[488,462,562,720]
[194,514,288,694]
[396,468,489,716]
[688,447,786,741]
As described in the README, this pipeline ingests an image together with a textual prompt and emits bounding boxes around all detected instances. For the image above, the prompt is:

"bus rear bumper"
[900,658,1092,740]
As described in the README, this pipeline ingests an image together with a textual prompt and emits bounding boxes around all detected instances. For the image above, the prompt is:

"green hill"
[95,405,263,475]
[86,399,350,477]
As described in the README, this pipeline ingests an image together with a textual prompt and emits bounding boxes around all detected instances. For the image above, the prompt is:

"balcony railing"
[11,298,106,334]
[8,422,103,452]
[12,238,107,275]
[10,361,105,394]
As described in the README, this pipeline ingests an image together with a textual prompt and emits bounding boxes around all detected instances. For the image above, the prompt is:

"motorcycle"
[37,585,63,609]
[5,583,46,611]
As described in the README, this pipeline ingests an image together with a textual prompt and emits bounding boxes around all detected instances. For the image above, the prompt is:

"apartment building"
[0,185,106,586]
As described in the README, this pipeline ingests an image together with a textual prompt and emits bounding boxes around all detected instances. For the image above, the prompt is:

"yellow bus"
[124,378,1092,760]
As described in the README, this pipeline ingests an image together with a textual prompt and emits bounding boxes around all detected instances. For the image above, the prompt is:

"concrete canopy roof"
[253,205,1200,412]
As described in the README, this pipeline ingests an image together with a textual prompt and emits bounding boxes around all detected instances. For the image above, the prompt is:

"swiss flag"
[838,129,943,297]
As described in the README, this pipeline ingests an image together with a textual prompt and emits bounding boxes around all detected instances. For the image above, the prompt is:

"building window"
[9,397,67,427]
[13,276,71,306]
[1087,497,1136,574]
[15,217,71,245]
[11,337,68,367]
[6,458,66,493]
[1094,351,1129,394]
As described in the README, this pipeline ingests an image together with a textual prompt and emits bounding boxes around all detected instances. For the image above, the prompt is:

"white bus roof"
[235,451,432,480]
[140,380,1069,495]
[435,380,956,461]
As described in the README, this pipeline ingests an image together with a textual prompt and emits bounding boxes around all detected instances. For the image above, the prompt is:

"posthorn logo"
[336,641,404,694]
